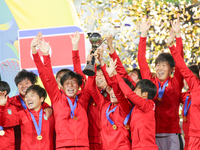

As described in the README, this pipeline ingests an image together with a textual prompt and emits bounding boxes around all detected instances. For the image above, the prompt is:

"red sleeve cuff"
[109,51,118,59]
[72,50,79,57]
[139,37,147,44]
[32,52,41,61]
[175,37,182,43]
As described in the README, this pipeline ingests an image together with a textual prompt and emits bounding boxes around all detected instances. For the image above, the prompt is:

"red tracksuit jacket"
[109,51,136,87]
[169,46,200,138]
[0,101,17,150]
[73,50,110,145]
[7,95,50,150]
[42,54,92,148]
[181,91,191,148]
[89,68,132,150]
[138,37,183,134]
[0,106,55,150]
[116,74,158,150]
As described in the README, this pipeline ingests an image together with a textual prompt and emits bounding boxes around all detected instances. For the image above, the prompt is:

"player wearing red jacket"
[180,65,199,150]
[137,16,184,150]
[88,61,132,150]
[0,85,55,150]
[116,75,158,150]
[169,33,200,150]
[70,32,109,150]
[105,58,158,150]
[7,69,52,150]
[36,38,94,149]
[0,81,16,150]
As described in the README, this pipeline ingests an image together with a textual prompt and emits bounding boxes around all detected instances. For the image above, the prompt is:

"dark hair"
[25,85,47,103]
[136,79,157,99]
[14,69,37,86]
[96,65,102,71]
[188,65,199,79]
[123,78,135,91]
[0,81,10,96]
[129,68,142,80]
[60,71,83,86]
[155,53,175,69]
[56,68,72,79]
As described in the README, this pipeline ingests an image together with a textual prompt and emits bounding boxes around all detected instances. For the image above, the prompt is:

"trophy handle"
[90,39,106,54]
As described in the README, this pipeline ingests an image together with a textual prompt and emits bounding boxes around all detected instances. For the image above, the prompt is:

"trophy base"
[83,65,95,76]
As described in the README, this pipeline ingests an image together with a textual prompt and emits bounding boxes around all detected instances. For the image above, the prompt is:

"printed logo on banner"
[18,26,86,75]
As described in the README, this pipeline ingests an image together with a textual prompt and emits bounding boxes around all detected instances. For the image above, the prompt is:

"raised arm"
[137,16,152,80]
[85,54,105,108]
[116,74,154,112]
[171,15,183,89]
[106,59,132,114]
[38,39,61,105]
[70,31,87,82]
[107,35,136,87]
[169,43,199,93]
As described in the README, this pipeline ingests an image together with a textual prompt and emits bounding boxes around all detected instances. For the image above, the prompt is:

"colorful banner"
[0,0,83,102]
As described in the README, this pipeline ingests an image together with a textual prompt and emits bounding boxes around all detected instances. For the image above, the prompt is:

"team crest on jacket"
[44,115,48,120]
[103,92,107,97]
[7,109,12,115]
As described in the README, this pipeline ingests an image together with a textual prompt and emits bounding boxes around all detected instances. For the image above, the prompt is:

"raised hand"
[0,91,8,106]
[171,14,181,37]
[167,29,175,47]
[138,16,151,37]
[38,39,50,55]
[86,53,93,62]
[31,32,42,54]
[107,58,117,77]
[97,46,104,66]
[70,31,80,50]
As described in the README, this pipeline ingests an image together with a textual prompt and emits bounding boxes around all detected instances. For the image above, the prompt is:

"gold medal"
[37,135,42,140]
[0,130,5,136]
[93,102,97,107]
[183,116,187,122]
[113,125,117,130]
[125,125,130,130]
[73,116,78,121]
[157,97,162,101]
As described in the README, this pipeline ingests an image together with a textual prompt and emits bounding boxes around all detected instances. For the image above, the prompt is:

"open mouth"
[68,89,74,94]
[97,81,103,84]
[27,102,34,107]
[158,72,164,77]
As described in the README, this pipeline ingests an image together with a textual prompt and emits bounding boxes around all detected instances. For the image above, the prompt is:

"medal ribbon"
[19,95,27,109]
[184,96,191,117]
[158,79,169,99]
[106,103,118,126]
[29,109,43,137]
[123,107,134,126]
[66,96,78,118]
[100,87,107,94]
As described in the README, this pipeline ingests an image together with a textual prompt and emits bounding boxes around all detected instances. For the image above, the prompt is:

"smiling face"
[134,87,148,99]
[128,71,140,83]
[155,61,174,83]
[25,90,44,111]
[106,87,118,104]
[63,78,79,98]
[96,70,107,90]
[17,78,33,97]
